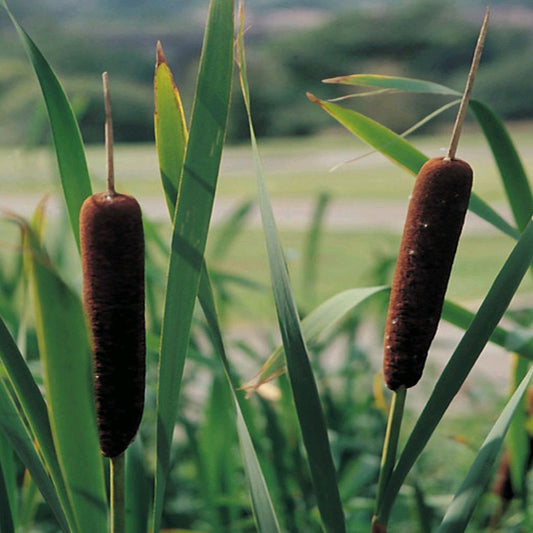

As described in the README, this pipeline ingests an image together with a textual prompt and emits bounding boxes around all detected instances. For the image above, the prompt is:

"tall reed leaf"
[243,286,388,394]
[379,217,533,525]
[0,311,73,528]
[238,13,345,533]
[1,1,92,248]
[153,0,234,529]
[198,268,281,532]
[470,100,532,232]
[442,300,533,361]
[309,94,519,240]
[437,366,533,533]
[23,226,106,533]
[0,377,70,532]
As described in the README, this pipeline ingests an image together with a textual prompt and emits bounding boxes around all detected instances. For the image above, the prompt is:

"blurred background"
[0,0,532,145]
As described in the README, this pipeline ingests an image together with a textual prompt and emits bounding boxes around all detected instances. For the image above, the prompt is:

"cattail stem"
[110,452,126,533]
[374,387,407,528]
[102,72,115,196]
[446,7,489,160]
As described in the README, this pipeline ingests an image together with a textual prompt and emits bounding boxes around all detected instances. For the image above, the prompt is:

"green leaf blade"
[437,367,533,533]
[152,0,235,529]
[25,231,107,533]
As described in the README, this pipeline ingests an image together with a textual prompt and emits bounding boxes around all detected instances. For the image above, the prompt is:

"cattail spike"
[446,7,490,160]
[102,72,115,196]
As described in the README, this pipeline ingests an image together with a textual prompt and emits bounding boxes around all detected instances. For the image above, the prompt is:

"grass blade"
[153,0,234,529]
[0,311,74,528]
[242,286,388,395]
[198,266,282,532]
[238,13,345,532]
[1,0,92,249]
[323,73,461,96]
[24,226,107,533]
[437,366,533,533]
[470,100,532,232]
[308,94,520,240]
[379,218,533,525]
[0,379,70,532]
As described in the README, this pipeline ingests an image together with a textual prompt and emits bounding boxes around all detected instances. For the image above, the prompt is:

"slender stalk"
[102,71,116,196]
[110,453,126,533]
[446,7,490,160]
[372,386,407,531]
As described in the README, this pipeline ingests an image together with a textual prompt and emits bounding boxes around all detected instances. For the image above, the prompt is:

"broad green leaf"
[239,29,345,533]
[379,217,533,525]
[24,228,106,533]
[125,439,150,533]
[153,0,234,529]
[154,41,188,215]
[0,379,70,532]
[1,0,92,249]
[323,73,461,96]
[437,366,533,533]
[470,100,532,232]
[242,286,388,395]
[0,312,74,528]
[309,95,520,240]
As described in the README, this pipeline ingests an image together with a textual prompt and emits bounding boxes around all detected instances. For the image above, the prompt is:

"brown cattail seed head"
[383,157,473,390]
[80,192,145,457]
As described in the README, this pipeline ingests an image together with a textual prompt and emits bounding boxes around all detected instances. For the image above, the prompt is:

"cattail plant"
[80,72,145,533]
[373,10,490,532]
[80,73,145,459]
[382,11,488,392]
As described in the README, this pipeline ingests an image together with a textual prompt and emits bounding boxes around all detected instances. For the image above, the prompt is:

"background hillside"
[0,0,532,143]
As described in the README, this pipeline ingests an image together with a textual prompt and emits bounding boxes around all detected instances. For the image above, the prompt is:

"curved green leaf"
[437,366,533,533]
[1,0,92,249]
[240,34,345,533]
[0,314,74,529]
[323,73,461,96]
[0,379,70,532]
[153,0,235,529]
[24,228,106,533]
[309,94,520,240]
[379,218,533,525]
[242,286,388,395]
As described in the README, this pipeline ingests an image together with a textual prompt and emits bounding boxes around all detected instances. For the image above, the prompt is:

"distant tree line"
[0,0,531,144]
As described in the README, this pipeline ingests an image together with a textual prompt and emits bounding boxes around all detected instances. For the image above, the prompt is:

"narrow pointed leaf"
[24,229,107,532]
[309,95,520,240]
[153,0,234,529]
[470,100,533,232]
[199,264,281,532]
[437,366,533,533]
[379,218,533,524]
[239,29,345,533]
[0,313,74,528]
[0,379,70,532]
[1,1,92,248]
[154,42,188,215]
[323,73,461,96]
